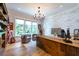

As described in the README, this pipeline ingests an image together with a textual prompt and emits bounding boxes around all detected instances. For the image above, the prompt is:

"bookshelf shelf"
[0,3,9,48]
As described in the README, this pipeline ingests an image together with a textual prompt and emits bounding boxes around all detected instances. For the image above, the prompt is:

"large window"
[15,19,38,36]
[32,22,38,34]
[15,19,24,36]
[25,21,31,35]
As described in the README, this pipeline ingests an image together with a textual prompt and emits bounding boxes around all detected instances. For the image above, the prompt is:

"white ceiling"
[6,3,79,17]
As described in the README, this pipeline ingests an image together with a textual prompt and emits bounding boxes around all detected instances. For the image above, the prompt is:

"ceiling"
[6,3,79,17]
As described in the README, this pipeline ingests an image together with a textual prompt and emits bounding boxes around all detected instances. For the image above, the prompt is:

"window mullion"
[24,20,25,35]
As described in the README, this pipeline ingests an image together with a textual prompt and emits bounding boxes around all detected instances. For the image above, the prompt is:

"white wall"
[43,7,79,36]
[8,9,34,22]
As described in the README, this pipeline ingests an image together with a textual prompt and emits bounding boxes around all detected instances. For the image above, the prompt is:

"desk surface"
[39,35,79,48]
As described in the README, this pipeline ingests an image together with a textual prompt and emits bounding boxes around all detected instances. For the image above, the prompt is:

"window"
[15,19,24,36]
[25,21,31,35]
[32,22,38,34]
[15,19,38,36]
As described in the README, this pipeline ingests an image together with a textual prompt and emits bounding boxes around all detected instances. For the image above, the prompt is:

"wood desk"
[36,35,79,56]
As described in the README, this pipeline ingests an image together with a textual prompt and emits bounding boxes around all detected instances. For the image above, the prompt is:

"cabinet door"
[36,37,44,49]
[76,48,79,56]
[46,40,59,56]
[65,45,76,56]
[41,39,64,56]
[60,44,66,56]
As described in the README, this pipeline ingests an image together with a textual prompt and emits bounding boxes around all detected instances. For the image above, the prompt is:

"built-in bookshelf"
[0,3,9,48]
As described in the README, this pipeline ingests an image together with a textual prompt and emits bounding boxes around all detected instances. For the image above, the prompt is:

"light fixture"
[59,5,63,8]
[33,7,45,20]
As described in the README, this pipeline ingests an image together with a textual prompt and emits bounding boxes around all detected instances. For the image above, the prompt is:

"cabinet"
[37,37,65,56]
[37,35,79,56]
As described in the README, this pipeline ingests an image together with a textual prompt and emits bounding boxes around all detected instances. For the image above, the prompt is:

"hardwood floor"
[0,39,50,56]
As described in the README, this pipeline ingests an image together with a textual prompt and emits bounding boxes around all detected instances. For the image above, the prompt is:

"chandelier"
[33,7,45,20]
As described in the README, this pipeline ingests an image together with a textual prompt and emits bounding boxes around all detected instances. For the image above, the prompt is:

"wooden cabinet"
[37,37,65,56]
[37,35,79,56]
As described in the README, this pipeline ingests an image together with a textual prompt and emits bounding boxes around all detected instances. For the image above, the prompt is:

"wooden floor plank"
[0,40,50,56]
